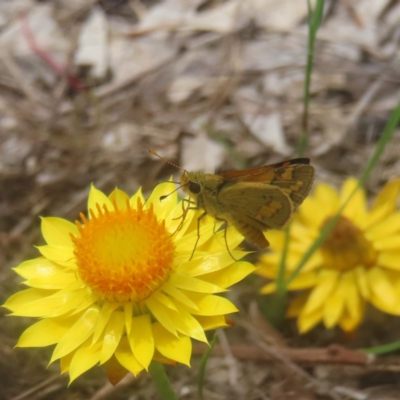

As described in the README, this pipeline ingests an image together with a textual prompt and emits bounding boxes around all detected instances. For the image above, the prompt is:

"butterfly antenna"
[159,185,182,201]
[149,148,186,172]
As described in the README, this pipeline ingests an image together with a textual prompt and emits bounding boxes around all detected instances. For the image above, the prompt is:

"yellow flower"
[4,183,255,383]
[256,178,400,333]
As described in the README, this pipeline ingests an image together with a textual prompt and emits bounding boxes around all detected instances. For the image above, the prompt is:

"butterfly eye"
[188,181,202,194]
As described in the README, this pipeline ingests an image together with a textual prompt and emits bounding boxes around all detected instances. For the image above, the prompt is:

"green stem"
[198,332,218,400]
[149,361,179,400]
[299,0,325,156]
[261,291,287,328]
[362,339,400,355]
[276,224,290,294]
[278,0,324,291]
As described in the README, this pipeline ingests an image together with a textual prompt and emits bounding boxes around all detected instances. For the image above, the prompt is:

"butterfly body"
[180,159,314,248]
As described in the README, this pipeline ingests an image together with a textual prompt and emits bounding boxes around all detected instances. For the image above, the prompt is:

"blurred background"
[1,0,400,399]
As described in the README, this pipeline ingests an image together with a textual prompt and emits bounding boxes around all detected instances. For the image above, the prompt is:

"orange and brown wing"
[217,181,294,248]
[267,164,314,209]
[219,160,314,210]
[218,182,293,230]
[219,158,310,182]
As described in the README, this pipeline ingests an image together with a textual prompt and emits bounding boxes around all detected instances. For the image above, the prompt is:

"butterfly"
[150,149,314,252]
[179,158,314,248]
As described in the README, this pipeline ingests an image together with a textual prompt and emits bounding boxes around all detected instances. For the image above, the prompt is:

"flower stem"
[149,361,179,400]
[198,332,218,400]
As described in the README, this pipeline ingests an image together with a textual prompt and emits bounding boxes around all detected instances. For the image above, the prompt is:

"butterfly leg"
[171,198,197,236]
[213,216,239,262]
[189,211,208,261]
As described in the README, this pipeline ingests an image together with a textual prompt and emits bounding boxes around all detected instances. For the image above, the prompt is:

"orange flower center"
[320,215,377,272]
[71,199,175,303]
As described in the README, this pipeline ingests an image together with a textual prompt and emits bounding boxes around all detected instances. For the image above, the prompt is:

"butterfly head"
[180,171,202,196]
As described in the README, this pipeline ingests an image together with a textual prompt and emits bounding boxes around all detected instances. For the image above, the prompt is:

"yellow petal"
[104,355,129,385]
[4,288,52,313]
[164,200,196,237]
[71,293,98,316]
[360,204,390,231]
[198,227,244,255]
[179,209,214,239]
[256,251,319,279]
[51,306,100,362]
[174,221,219,256]
[369,292,400,315]
[153,322,192,366]
[115,337,144,376]
[25,273,75,290]
[14,258,75,289]
[367,267,397,308]
[338,308,363,332]
[152,350,177,365]
[128,315,154,370]
[124,302,133,335]
[162,282,199,310]
[145,297,177,336]
[169,272,224,294]
[365,212,400,241]
[263,230,285,249]
[88,184,114,216]
[177,293,238,316]
[8,287,89,317]
[290,221,318,243]
[298,308,323,333]
[287,272,318,290]
[342,271,362,320]
[377,251,400,270]
[259,282,276,294]
[69,339,102,383]
[181,251,245,277]
[354,266,370,299]
[286,292,309,318]
[200,261,257,289]
[323,277,346,328]
[93,302,119,344]
[259,272,317,294]
[313,183,340,215]
[109,188,130,210]
[129,187,145,210]
[151,291,178,312]
[50,287,94,318]
[41,217,78,247]
[195,315,227,331]
[298,195,328,228]
[374,235,400,251]
[146,181,178,218]
[17,316,79,347]
[60,351,73,374]
[100,311,125,364]
[36,245,76,269]
[303,270,339,315]
[166,306,208,343]
[371,179,400,215]
[341,178,367,226]
[389,271,400,297]
[257,252,299,273]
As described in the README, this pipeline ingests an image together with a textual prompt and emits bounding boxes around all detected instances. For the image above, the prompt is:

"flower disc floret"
[320,215,377,272]
[72,200,174,303]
